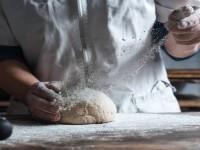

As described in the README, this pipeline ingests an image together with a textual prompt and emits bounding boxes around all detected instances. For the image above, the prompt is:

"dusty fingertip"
[184,5,194,12]
[178,21,190,29]
[55,113,61,122]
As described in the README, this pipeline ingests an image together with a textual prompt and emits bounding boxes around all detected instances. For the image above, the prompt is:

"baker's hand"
[166,6,200,46]
[26,81,65,123]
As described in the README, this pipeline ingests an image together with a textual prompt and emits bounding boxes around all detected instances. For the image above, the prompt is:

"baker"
[0,0,199,123]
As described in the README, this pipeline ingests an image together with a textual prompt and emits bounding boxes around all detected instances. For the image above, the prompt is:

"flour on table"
[1,113,200,147]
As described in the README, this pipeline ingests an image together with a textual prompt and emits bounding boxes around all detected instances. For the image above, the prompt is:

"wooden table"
[1,113,200,150]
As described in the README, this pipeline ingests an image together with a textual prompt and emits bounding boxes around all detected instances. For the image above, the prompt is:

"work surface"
[1,113,200,150]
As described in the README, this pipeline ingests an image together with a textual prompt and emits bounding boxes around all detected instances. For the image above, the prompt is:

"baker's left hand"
[166,6,200,46]
[26,81,65,123]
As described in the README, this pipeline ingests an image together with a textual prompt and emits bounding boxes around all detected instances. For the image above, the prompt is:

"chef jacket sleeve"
[0,46,26,62]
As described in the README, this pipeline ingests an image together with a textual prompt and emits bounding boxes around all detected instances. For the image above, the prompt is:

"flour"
[50,34,167,113]
[126,37,166,79]
[51,87,102,111]
[1,113,200,146]
[86,36,167,88]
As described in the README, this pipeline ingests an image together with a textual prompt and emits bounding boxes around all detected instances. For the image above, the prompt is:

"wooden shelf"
[167,69,200,83]
[167,69,200,109]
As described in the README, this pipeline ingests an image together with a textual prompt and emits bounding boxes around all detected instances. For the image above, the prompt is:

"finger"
[46,81,65,93]
[178,9,200,29]
[31,82,61,101]
[173,32,198,41]
[166,6,195,30]
[168,24,200,34]
[27,94,60,113]
[179,6,195,17]
[30,108,61,123]
[169,6,194,22]
[175,37,200,45]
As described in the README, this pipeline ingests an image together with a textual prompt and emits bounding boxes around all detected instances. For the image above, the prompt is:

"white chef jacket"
[1,0,198,114]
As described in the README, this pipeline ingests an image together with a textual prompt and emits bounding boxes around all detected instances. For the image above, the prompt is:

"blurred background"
[162,50,200,112]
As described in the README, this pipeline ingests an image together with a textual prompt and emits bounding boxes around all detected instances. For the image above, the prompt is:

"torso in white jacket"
[1,0,197,114]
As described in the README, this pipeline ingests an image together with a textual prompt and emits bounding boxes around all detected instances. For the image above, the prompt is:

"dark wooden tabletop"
[1,113,200,150]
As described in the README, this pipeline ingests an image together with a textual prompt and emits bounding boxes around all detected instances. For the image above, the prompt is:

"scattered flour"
[51,87,111,111]
[1,113,200,146]
[82,36,167,88]
[50,87,87,111]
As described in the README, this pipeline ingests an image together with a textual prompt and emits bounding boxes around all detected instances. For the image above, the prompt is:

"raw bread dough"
[59,88,117,124]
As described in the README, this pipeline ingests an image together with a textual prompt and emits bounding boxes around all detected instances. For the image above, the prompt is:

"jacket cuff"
[0,45,26,62]
[161,45,200,61]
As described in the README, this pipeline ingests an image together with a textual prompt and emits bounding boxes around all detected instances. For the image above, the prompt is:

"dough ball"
[59,88,117,124]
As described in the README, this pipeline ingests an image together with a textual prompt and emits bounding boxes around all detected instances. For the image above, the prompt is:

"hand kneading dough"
[59,88,117,124]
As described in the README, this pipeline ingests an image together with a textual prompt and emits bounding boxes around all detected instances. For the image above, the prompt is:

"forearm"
[165,33,200,58]
[0,60,39,104]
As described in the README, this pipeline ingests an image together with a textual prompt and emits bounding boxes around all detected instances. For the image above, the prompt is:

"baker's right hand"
[166,6,200,45]
[26,81,64,123]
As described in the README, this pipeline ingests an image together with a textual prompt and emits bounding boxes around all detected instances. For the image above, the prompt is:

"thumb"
[178,8,200,29]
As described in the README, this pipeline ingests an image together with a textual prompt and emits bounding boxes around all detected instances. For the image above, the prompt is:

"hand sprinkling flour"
[165,6,200,29]
[165,5,200,59]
